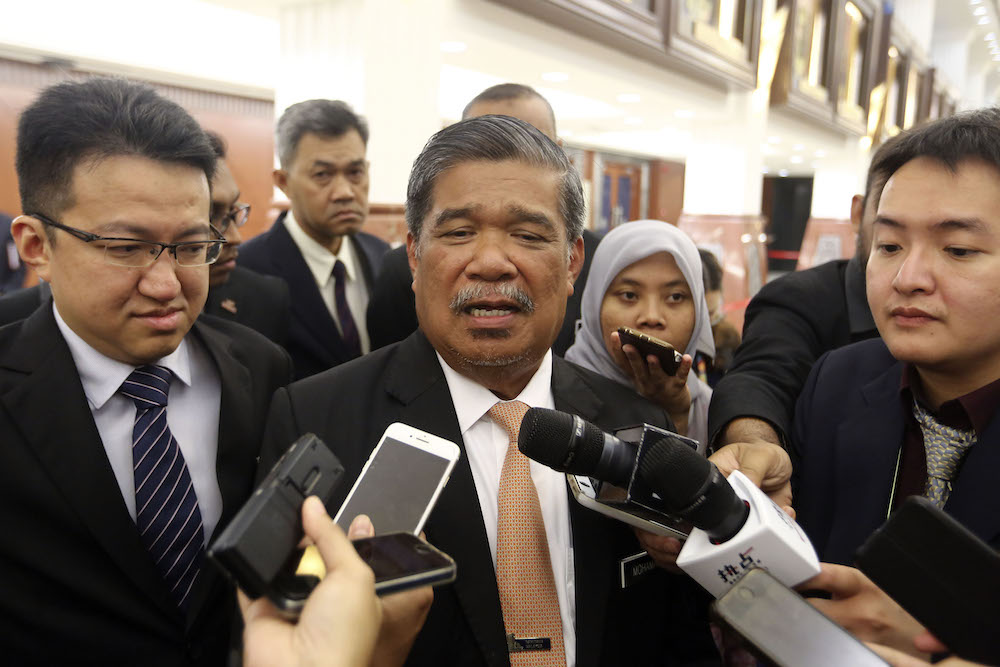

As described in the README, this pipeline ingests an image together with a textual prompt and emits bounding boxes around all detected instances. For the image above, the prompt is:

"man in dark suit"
[260,115,718,666]
[238,99,389,379]
[366,83,600,356]
[201,131,291,346]
[1,78,291,665]
[790,109,1000,652]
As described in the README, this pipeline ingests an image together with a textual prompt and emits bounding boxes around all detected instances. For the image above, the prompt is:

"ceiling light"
[985,33,995,41]
[778,169,789,177]
[814,149,827,157]
[972,0,983,5]
[975,6,987,15]
[617,93,641,103]
[767,136,782,144]
[811,161,820,169]
[762,167,770,174]
[674,109,695,118]
[980,16,991,24]
[792,143,805,151]
[542,71,569,83]
[740,233,753,243]
[440,41,467,53]
[790,155,804,164]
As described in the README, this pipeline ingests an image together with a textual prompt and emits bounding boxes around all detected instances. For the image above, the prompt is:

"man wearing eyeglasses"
[201,131,291,345]
[0,78,292,664]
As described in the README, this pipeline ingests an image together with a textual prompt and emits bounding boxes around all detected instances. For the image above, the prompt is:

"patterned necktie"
[489,400,566,667]
[912,398,976,508]
[332,260,362,358]
[120,365,205,611]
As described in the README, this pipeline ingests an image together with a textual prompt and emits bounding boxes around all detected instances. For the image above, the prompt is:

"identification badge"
[506,633,552,652]
[619,551,656,589]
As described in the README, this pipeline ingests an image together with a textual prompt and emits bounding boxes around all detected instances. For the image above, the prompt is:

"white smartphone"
[334,423,460,535]
[712,568,888,666]
[568,474,691,539]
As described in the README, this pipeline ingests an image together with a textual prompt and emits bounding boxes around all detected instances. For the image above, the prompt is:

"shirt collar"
[845,255,877,336]
[53,302,192,410]
[437,350,555,435]
[284,209,359,286]
[898,362,1000,435]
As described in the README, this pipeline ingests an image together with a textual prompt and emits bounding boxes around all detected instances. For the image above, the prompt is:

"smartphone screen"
[335,432,457,535]
[713,568,887,666]
[353,532,456,591]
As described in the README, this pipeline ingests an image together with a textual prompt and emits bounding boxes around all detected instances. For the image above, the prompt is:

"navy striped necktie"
[120,365,205,611]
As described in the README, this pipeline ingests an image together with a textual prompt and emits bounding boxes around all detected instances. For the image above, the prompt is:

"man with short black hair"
[201,131,291,345]
[261,115,717,666]
[1,77,291,664]
[239,99,389,379]
[793,108,1000,563]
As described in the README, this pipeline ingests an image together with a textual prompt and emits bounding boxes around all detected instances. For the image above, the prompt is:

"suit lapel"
[943,409,1000,547]
[384,333,508,665]
[552,359,614,667]
[269,216,348,363]
[0,307,178,619]
[180,321,257,624]
[826,363,906,562]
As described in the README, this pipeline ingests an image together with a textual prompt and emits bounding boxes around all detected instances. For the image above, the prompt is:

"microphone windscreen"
[638,436,713,509]
[518,407,606,474]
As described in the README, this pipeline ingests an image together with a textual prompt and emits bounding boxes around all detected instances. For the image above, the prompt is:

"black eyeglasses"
[213,203,251,234]
[32,213,226,268]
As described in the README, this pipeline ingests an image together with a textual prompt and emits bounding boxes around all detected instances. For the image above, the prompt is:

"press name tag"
[619,551,656,589]
[506,633,552,652]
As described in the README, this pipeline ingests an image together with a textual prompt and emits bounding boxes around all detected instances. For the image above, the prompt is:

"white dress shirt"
[284,210,371,353]
[54,304,223,542]
[437,351,576,666]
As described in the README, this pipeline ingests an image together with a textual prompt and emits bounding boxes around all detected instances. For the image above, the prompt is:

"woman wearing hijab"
[565,219,715,447]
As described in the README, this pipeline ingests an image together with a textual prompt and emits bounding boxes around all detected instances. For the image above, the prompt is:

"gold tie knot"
[489,400,531,443]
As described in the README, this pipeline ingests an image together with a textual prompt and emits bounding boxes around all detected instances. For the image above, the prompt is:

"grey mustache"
[450,283,535,314]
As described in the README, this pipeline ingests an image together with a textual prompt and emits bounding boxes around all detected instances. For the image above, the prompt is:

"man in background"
[239,99,389,379]
[366,83,600,356]
[201,131,290,346]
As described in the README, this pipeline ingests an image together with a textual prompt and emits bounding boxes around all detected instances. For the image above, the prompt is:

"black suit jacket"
[707,258,879,446]
[237,212,389,380]
[259,331,718,667]
[791,338,1000,565]
[0,282,49,325]
[203,265,291,346]
[366,230,601,356]
[0,306,292,665]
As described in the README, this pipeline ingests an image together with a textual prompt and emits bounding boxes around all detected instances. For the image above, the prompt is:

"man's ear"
[11,215,53,282]
[405,232,419,293]
[566,235,585,296]
[850,194,864,232]
[273,168,289,196]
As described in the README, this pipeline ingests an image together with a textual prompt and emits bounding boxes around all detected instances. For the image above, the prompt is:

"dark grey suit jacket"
[259,331,718,667]
[0,306,292,665]
[203,265,291,346]
[791,338,1000,565]
[237,212,389,380]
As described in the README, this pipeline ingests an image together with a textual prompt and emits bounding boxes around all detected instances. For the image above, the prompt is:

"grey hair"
[405,115,584,247]
[275,99,369,168]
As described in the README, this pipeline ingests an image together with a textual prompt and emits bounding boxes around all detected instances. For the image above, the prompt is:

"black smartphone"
[854,496,1000,664]
[354,532,457,595]
[617,326,683,375]
[712,568,888,666]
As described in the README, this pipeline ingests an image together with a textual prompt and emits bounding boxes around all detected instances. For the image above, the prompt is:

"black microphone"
[517,407,637,487]
[636,436,748,542]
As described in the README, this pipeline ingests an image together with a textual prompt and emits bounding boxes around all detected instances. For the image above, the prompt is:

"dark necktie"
[912,398,976,508]
[120,365,205,610]
[332,259,362,358]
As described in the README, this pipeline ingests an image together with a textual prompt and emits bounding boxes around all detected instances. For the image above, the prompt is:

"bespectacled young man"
[0,77,291,664]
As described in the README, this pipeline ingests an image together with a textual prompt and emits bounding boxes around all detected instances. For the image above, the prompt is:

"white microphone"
[636,439,820,598]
